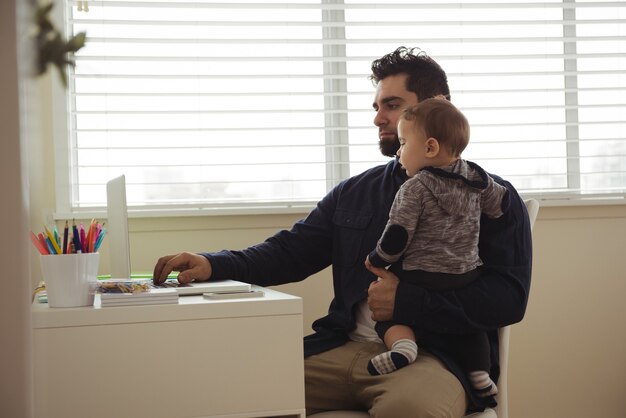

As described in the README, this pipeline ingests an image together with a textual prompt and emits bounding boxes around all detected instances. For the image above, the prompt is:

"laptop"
[105,175,251,296]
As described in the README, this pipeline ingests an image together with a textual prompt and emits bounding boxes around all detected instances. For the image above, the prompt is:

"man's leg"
[305,341,467,418]
[305,341,366,415]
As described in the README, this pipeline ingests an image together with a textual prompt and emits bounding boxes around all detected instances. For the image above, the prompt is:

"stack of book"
[98,279,179,307]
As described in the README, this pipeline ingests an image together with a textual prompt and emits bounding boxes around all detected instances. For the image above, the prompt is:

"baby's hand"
[364,256,390,283]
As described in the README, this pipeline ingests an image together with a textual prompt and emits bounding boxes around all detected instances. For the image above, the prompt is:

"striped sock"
[469,370,499,397]
[367,339,418,376]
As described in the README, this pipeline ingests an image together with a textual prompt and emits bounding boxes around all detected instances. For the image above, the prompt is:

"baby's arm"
[367,181,423,267]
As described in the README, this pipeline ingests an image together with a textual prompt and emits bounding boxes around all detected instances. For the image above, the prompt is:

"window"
[57,0,626,214]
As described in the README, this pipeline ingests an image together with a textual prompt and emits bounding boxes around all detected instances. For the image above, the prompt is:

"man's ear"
[425,137,440,157]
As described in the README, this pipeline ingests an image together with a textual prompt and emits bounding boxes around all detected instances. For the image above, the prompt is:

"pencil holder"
[40,253,100,308]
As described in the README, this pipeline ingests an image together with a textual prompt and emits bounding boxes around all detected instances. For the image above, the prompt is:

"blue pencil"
[94,228,106,252]
[72,219,82,253]
[44,236,56,254]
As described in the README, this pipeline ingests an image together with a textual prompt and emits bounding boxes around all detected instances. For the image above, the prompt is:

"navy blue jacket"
[203,158,533,411]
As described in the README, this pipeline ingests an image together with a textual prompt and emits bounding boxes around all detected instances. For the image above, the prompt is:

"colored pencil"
[72,219,82,253]
[79,223,86,253]
[94,227,106,252]
[30,231,49,255]
[44,225,62,254]
[62,220,69,254]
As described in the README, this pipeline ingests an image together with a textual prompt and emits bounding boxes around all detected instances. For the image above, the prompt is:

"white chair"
[311,199,539,418]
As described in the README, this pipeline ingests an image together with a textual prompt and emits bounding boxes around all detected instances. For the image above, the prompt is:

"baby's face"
[397,119,429,177]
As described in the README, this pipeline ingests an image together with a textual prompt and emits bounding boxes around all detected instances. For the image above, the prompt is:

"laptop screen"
[106,175,132,279]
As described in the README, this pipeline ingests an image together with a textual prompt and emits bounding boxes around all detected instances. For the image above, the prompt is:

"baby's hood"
[420,160,489,216]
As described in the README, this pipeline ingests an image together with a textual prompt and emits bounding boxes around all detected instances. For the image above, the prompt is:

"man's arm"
[369,178,532,334]
[198,185,341,287]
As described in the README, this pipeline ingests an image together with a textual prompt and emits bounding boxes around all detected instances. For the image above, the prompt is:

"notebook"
[105,175,251,296]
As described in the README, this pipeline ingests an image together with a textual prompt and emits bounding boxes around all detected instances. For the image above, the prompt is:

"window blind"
[58,0,626,213]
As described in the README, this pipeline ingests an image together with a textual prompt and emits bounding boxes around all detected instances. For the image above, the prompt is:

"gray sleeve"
[375,181,424,263]
[481,175,509,218]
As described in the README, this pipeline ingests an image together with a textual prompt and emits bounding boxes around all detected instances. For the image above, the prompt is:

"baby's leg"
[469,370,498,397]
[368,324,418,376]
[460,332,498,397]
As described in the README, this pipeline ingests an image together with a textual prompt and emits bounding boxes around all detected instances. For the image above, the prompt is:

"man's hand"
[152,252,212,285]
[365,261,399,322]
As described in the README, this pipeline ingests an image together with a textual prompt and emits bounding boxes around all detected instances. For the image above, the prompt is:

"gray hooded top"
[369,159,508,274]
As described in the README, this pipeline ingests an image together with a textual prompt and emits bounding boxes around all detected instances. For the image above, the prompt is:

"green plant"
[34,1,86,86]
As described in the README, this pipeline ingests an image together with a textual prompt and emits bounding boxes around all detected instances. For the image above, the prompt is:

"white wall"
[510,205,626,418]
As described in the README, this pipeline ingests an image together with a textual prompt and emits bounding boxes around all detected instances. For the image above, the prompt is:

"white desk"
[32,286,305,418]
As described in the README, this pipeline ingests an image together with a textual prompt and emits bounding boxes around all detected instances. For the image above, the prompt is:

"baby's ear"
[425,137,440,156]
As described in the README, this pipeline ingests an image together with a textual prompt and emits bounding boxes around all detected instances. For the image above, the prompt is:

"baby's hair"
[402,98,470,156]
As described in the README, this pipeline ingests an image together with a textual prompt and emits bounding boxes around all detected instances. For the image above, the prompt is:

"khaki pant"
[305,340,467,418]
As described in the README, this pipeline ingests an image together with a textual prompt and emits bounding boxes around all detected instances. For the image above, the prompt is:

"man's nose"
[374,110,386,127]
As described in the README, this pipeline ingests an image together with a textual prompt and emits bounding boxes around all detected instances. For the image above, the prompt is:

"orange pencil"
[90,221,99,253]
[88,219,98,253]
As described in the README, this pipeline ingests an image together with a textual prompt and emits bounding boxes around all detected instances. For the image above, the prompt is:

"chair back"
[494,198,539,418]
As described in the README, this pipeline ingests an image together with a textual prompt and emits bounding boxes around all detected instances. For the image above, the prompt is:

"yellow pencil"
[44,225,62,255]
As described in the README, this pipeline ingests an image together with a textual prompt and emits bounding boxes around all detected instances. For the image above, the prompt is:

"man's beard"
[379,135,400,158]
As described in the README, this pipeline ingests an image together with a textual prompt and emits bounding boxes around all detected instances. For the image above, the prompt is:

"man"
[153,47,533,417]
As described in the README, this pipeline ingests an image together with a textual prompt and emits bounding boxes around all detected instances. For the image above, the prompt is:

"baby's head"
[401,98,470,158]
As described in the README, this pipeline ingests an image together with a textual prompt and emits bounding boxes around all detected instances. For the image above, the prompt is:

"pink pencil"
[30,231,49,255]
[80,223,86,253]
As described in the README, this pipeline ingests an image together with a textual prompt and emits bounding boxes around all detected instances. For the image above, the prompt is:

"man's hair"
[370,46,451,101]
[402,98,469,157]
